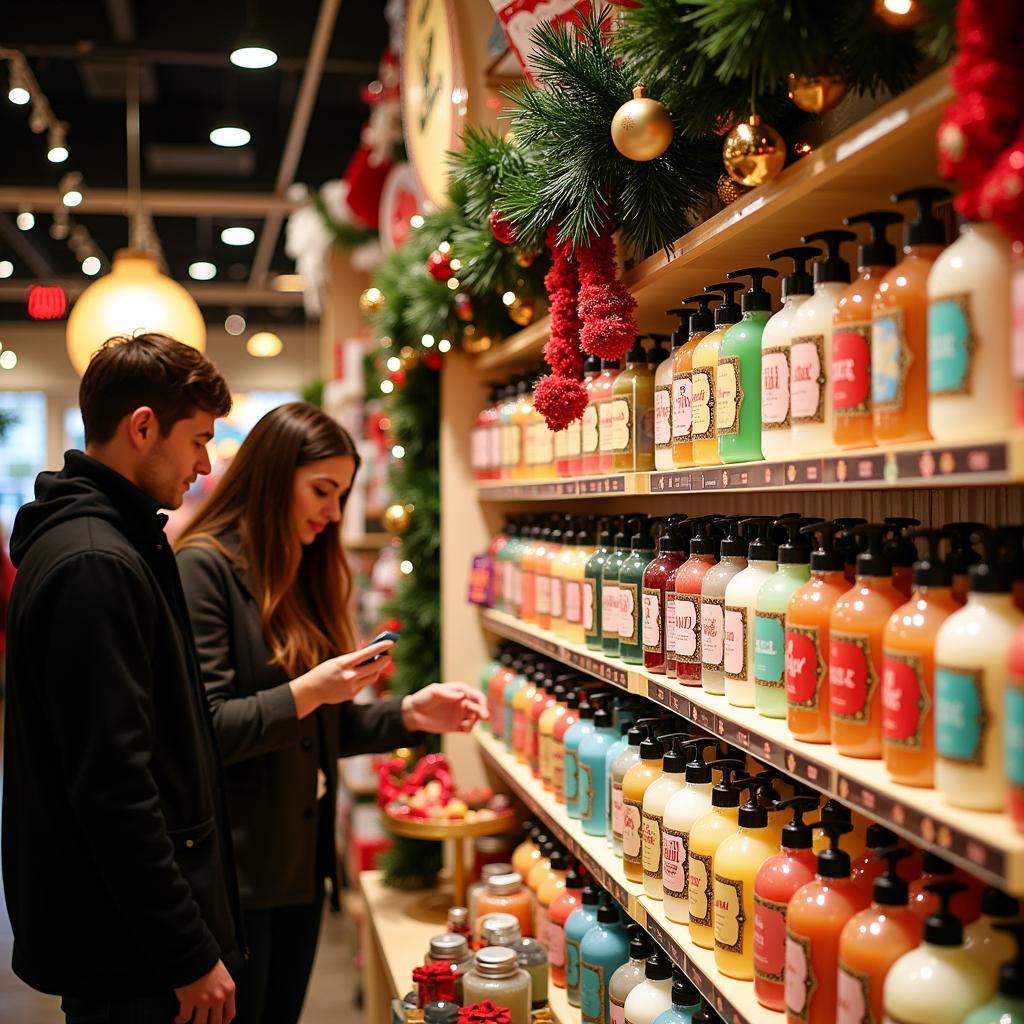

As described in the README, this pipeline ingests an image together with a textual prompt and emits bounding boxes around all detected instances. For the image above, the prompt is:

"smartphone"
[354,630,400,667]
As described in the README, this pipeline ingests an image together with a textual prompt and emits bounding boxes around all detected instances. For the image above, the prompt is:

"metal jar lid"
[485,871,524,895]
[480,912,522,947]
[473,946,519,978]
[429,933,470,963]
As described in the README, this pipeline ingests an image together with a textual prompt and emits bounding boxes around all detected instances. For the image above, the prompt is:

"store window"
[0,392,47,536]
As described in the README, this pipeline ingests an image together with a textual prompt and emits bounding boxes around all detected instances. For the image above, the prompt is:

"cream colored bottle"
[640,735,689,901]
[691,283,743,467]
[622,953,673,1024]
[609,929,654,1024]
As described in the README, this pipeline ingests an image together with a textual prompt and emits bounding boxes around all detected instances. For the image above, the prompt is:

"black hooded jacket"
[1,451,242,998]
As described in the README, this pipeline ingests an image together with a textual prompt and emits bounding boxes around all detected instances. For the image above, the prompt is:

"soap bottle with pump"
[580,897,632,1024]
[785,822,871,1024]
[619,518,657,665]
[578,699,620,837]
[872,187,952,444]
[755,518,820,718]
[622,951,674,1024]
[908,852,982,926]
[884,516,922,601]
[641,734,691,900]
[762,246,820,460]
[563,697,597,817]
[566,518,596,645]
[580,355,608,476]
[565,882,601,1007]
[944,521,984,607]
[622,728,666,883]
[691,283,743,467]
[585,518,616,652]
[662,740,719,925]
[610,719,660,857]
[713,779,782,980]
[672,294,719,468]
[593,359,623,475]
[552,689,581,802]
[612,339,656,473]
[935,528,1024,810]
[643,517,689,675]
[602,517,639,658]
[718,267,779,463]
[928,217,1015,442]
[882,528,960,788]
[833,210,903,448]
[830,522,904,758]
[849,824,918,901]
[673,516,722,685]
[883,881,995,1024]
[753,796,820,1011]
[1008,619,1024,833]
[687,759,747,949]
[789,228,856,454]
[657,312,693,471]
[547,866,585,989]
[650,971,702,1024]
[571,355,602,476]
[963,921,1024,1024]
[609,927,654,1024]
[964,888,1021,989]
[700,518,749,696]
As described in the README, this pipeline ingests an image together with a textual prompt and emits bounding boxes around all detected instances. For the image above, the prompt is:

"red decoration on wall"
[27,285,68,321]
[488,208,517,246]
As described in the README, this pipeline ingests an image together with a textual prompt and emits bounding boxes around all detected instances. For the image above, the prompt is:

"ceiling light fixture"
[0,260,13,279]
[60,170,84,208]
[81,256,101,276]
[245,331,282,358]
[224,313,246,335]
[16,210,34,230]
[189,261,217,281]
[221,226,255,246]
[230,45,278,69]
[8,85,29,105]
[0,350,18,370]
[47,125,68,162]
[209,124,251,148]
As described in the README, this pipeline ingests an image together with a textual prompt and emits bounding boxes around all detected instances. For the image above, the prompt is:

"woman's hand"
[401,683,489,735]
[290,641,394,719]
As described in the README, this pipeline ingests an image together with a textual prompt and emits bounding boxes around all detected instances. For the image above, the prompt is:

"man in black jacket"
[2,334,240,1024]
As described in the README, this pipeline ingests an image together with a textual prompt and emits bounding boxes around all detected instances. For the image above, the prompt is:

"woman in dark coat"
[176,402,485,1024]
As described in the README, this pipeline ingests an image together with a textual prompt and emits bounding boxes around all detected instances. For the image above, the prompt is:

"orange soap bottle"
[838,846,922,1024]
[546,866,584,989]
[535,520,564,632]
[511,666,542,762]
[785,823,871,1024]
[882,529,959,788]
[671,294,719,469]
[908,853,983,926]
[786,521,863,744]
[830,523,904,758]
[871,187,951,445]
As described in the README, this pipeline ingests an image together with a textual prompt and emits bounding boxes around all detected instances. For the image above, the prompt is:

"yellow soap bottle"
[621,731,666,884]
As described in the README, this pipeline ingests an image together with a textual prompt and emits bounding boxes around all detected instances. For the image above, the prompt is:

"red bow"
[458,1000,512,1024]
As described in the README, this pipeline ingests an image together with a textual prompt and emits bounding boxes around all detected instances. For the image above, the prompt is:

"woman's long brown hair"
[176,401,360,677]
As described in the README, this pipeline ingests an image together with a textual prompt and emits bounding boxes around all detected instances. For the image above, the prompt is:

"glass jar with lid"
[462,946,532,1024]
[474,871,532,937]
[468,862,514,939]
[479,914,549,1009]
[424,933,472,1004]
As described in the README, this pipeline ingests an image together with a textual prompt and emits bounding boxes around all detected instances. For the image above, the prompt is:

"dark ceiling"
[0,0,390,325]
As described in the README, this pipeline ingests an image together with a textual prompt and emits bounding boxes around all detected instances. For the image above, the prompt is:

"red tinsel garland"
[938,0,1024,240]
[577,227,637,360]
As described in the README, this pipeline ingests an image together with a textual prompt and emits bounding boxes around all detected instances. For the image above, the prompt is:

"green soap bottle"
[617,517,657,665]
[718,266,778,464]
[584,517,616,652]
[964,921,1024,1024]
[754,517,820,719]
[602,516,641,658]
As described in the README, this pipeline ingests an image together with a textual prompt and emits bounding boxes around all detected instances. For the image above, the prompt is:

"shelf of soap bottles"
[477,607,1024,896]
[475,727,772,1024]
[474,437,1021,502]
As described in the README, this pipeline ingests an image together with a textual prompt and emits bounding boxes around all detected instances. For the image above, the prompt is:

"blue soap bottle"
[563,696,598,818]
[578,698,619,837]
[580,896,631,1024]
[565,883,602,1008]
[651,970,703,1024]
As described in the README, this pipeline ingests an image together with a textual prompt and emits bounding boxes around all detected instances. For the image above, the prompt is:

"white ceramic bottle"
[623,952,674,1024]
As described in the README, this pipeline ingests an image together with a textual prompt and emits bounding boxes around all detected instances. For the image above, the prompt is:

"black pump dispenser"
[777,516,823,564]
[910,528,954,588]
[704,281,743,325]
[842,523,892,578]
[668,309,696,349]
[923,881,969,946]
[659,517,690,555]
[627,924,654,961]
[631,515,655,552]
[625,338,648,366]
[884,516,922,572]
[660,733,692,774]
[801,521,847,572]
[708,759,747,808]
[768,245,820,300]
[584,353,601,375]
[683,293,719,334]
[982,886,1020,919]
[802,229,856,284]
[872,846,912,906]
[992,921,1024,998]
[682,739,718,784]
[893,187,952,247]
[670,970,702,1009]
[944,522,984,579]
[638,726,667,760]
[817,821,854,878]
[741,517,779,561]
[727,267,779,313]
[778,796,820,850]
[844,210,903,269]
[581,882,600,906]
[720,517,752,558]
[737,779,771,829]
[689,515,723,555]
[596,894,621,925]
[649,334,670,368]
[645,950,672,981]
[969,528,1014,594]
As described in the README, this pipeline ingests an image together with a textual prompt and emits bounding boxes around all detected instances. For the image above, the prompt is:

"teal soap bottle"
[585,517,616,652]
[580,896,631,1024]
[754,517,820,719]
[502,654,533,750]
[964,922,1024,1024]
[565,883,602,1008]
[578,698,619,837]
[718,266,779,464]
[563,697,597,818]
[602,517,640,658]
[651,971,703,1024]
[618,517,657,666]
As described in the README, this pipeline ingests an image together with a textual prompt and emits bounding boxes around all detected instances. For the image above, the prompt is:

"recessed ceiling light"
[8,87,30,106]
[209,125,251,148]
[62,189,83,208]
[81,256,101,276]
[47,145,69,163]
[0,350,18,370]
[224,313,246,335]
[0,260,13,279]
[16,211,34,230]
[246,331,282,358]
[189,261,217,281]
[230,45,278,70]
[221,226,255,246]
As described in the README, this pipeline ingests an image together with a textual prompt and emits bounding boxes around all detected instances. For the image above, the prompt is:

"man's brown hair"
[79,333,232,445]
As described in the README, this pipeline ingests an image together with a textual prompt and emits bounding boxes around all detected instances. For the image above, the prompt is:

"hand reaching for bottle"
[401,683,489,734]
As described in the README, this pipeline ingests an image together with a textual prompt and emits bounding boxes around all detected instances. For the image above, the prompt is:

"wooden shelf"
[478,607,1024,895]
[474,435,1024,501]
[476,728,777,1024]
[477,316,551,374]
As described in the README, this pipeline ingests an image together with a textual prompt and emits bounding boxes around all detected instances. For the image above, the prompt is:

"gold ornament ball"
[787,72,849,114]
[716,174,750,206]
[611,85,674,162]
[461,324,493,354]
[507,294,536,327]
[399,345,418,370]
[384,502,414,534]
[359,286,385,315]
[722,115,786,187]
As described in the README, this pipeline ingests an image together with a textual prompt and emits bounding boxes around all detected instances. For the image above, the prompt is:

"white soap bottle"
[623,952,674,1024]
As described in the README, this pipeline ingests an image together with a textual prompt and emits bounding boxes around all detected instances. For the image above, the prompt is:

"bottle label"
[785,929,815,1022]
[688,850,713,927]
[714,874,746,954]
[523,422,538,468]
[833,323,872,414]
[513,712,526,752]
[488,425,502,470]
[537,425,554,466]
[504,424,522,467]
[672,372,692,439]
[598,401,615,454]
[536,575,552,617]
[471,428,486,470]
[554,747,565,794]
[837,961,872,1024]
[580,762,594,819]
[566,581,583,625]
[754,610,787,690]
[753,893,787,985]
[583,579,598,636]
[642,588,663,653]
[605,398,632,454]
[512,566,523,609]
[662,826,689,898]
[622,797,643,864]
[716,356,743,435]
[786,623,825,710]
[935,664,989,766]
[830,631,878,723]
[1007,687,1024,785]
[723,605,748,681]
[618,582,639,644]
[612,782,625,837]
[549,922,567,968]
[566,937,582,993]
[882,648,930,751]
[580,961,606,1024]
[611,996,625,1024]
[564,749,580,801]
[551,576,564,620]
[655,385,672,448]
[790,334,827,424]
[602,584,621,639]
[928,294,976,396]
[642,811,663,878]
[872,310,912,413]
[666,595,680,660]
[701,597,725,668]
[582,404,599,456]
[554,425,569,462]
[566,417,583,458]
[674,595,700,664]
[690,369,715,441]
[762,346,791,429]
